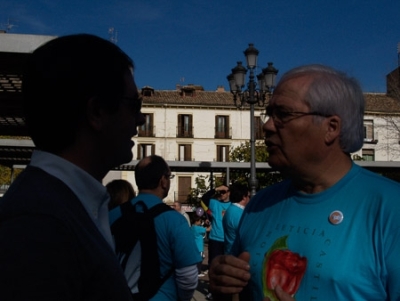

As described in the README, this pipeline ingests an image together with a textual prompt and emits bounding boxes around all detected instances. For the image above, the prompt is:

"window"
[141,86,154,97]
[177,176,192,202]
[138,113,155,137]
[362,149,374,161]
[178,144,192,161]
[363,120,376,143]
[137,144,155,159]
[177,114,193,138]
[216,145,229,162]
[215,115,231,139]
[181,87,195,97]
[255,116,264,140]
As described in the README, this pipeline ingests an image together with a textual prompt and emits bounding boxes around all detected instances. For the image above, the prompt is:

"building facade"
[104,77,400,204]
[2,33,400,203]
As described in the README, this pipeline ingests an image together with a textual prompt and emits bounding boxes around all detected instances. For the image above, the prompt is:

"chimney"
[216,85,225,92]
[386,67,400,99]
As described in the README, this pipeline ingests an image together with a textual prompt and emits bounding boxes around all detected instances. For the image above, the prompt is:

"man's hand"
[209,252,251,295]
[215,185,229,192]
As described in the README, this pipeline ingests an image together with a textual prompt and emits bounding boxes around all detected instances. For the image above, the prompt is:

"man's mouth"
[264,140,275,147]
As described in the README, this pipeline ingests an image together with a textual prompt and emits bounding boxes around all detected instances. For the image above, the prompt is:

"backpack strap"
[111,201,141,270]
[146,203,174,284]
[112,201,176,300]
[136,202,175,300]
[147,202,174,216]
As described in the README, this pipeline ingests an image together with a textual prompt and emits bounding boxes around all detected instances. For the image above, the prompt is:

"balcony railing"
[138,125,156,137]
[176,126,194,138]
[363,138,378,144]
[175,157,195,161]
[214,127,232,139]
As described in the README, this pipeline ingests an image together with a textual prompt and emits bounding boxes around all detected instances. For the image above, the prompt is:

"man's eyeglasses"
[121,96,143,113]
[263,106,331,127]
[164,173,175,180]
[218,190,228,195]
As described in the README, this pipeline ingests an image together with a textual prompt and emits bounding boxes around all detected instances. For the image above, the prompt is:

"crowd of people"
[1,32,400,301]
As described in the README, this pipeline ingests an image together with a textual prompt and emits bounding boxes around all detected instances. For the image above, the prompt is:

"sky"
[1,0,399,93]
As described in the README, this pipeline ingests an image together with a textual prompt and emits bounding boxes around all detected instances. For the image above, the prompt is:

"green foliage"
[0,165,12,185]
[0,136,28,186]
[230,141,269,163]
[0,165,23,187]
[229,141,283,190]
[187,175,209,205]
[352,154,364,161]
[186,174,225,206]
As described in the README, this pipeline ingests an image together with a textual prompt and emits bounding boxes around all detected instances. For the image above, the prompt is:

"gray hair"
[279,64,365,153]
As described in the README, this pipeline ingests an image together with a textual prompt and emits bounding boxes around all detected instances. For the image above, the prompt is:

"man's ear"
[160,175,168,190]
[86,97,106,131]
[325,115,341,145]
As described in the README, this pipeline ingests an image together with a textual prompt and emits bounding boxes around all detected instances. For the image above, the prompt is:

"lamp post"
[227,43,278,196]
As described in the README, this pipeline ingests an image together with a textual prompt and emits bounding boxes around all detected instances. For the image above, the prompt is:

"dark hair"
[22,33,134,153]
[135,155,169,190]
[191,215,202,224]
[229,183,249,203]
[106,179,136,210]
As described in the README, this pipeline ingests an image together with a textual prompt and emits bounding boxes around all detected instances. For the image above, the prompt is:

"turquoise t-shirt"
[208,198,231,242]
[232,163,400,300]
[109,193,202,301]
[191,224,206,253]
[223,203,244,254]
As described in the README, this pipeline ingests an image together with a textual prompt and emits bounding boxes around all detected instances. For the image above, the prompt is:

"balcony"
[176,126,194,138]
[138,125,156,137]
[363,138,378,144]
[214,127,232,139]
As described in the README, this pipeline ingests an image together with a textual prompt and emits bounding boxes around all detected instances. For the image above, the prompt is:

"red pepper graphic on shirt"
[262,235,307,300]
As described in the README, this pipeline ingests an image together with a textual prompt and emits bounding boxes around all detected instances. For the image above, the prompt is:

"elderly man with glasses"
[209,64,400,301]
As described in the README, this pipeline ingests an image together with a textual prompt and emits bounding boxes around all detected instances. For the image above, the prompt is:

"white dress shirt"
[29,150,114,249]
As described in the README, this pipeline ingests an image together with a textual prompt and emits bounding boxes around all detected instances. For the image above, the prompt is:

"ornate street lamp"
[227,43,278,196]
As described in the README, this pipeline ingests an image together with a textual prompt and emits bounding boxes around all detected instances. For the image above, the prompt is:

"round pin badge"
[329,210,344,225]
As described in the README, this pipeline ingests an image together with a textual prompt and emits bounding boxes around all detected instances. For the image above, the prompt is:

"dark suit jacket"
[0,166,132,301]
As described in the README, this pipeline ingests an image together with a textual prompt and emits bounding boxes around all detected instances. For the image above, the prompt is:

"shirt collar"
[233,203,245,210]
[30,150,109,215]
[29,150,115,249]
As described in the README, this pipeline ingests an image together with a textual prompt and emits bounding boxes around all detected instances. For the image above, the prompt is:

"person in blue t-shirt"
[200,185,231,300]
[209,64,400,300]
[109,155,201,301]
[200,185,231,268]
[191,215,208,276]
[222,183,250,255]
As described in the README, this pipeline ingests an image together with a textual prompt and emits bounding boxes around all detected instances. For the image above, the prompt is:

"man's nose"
[263,116,276,133]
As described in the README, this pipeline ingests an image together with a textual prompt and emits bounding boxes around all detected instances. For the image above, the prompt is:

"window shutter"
[185,144,192,161]
[226,116,230,137]
[178,114,182,136]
